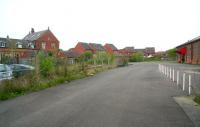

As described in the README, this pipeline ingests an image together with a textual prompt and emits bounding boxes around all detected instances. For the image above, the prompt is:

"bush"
[130,52,144,62]
[194,94,200,105]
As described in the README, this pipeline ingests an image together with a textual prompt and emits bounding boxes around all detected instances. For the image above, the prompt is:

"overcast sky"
[0,0,200,51]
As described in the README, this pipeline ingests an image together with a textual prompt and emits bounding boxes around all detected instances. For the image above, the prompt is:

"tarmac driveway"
[0,62,194,127]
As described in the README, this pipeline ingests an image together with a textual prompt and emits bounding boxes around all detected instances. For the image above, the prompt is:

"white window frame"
[42,42,46,49]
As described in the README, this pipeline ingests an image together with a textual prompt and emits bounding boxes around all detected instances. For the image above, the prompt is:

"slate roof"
[106,44,118,50]
[79,42,92,50]
[0,37,28,48]
[23,30,48,41]
[64,50,80,58]
[176,36,200,48]
[89,43,105,51]
[124,47,134,52]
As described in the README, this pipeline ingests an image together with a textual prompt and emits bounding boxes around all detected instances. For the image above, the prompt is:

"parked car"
[0,64,12,81]
[9,64,35,78]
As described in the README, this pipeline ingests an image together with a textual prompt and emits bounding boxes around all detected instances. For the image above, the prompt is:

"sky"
[0,0,200,51]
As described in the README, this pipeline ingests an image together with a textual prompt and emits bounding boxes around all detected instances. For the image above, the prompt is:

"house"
[144,47,155,56]
[64,50,80,64]
[73,42,93,54]
[23,27,59,53]
[89,43,105,53]
[176,36,200,64]
[134,47,155,57]
[119,47,134,56]
[0,36,36,64]
[104,43,118,54]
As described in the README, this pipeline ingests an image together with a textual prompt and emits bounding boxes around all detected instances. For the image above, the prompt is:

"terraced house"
[176,36,200,64]
[0,27,60,64]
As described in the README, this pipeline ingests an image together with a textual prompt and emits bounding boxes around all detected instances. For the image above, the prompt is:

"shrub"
[194,94,200,105]
[130,52,144,62]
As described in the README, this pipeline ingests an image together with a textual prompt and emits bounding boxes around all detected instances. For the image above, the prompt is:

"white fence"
[158,64,200,95]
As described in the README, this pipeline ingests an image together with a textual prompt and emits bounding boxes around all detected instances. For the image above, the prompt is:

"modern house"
[119,47,134,56]
[89,43,105,53]
[104,43,118,54]
[73,42,93,54]
[176,36,200,64]
[144,47,155,56]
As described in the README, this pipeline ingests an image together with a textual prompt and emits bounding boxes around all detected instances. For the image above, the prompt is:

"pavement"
[0,62,195,127]
[174,96,200,127]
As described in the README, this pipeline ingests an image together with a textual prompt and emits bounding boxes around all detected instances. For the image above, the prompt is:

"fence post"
[183,73,185,91]
[167,67,169,77]
[177,71,179,85]
[173,69,175,82]
[170,68,171,80]
[189,74,191,95]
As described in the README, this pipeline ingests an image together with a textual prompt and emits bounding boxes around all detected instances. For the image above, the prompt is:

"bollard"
[167,67,169,77]
[177,71,179,85]
[189,75,191,95]
[183,73,185,91]
[170,68,171,79]
[173,69,175,82]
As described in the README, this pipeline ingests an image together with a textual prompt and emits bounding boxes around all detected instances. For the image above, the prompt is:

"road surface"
[0,62,194,127]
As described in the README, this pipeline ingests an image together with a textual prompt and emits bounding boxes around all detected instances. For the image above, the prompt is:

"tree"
[130,52,144,62]
[166,48,176,59]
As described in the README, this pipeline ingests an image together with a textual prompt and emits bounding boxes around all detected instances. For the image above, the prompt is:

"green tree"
[166,48,176,59]
[130,52,144,62]
[38,52,55,77]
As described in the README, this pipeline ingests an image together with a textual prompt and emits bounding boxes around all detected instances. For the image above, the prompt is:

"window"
[42,42,46,49]
[51,43,56,49]
[0,41,6,47]
[17,42,22,48]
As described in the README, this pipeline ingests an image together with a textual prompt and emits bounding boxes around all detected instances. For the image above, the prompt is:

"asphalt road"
[0,62,194,127]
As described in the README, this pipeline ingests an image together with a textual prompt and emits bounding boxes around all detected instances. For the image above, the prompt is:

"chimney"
[6,35,9,39]
[48,26,50,31]
[31,28,35,33]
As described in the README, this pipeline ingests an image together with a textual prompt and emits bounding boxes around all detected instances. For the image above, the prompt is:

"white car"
[0,64,12,81]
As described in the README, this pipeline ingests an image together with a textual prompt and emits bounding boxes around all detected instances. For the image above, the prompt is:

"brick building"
[0,27,60,64]
[176,36,200,64]
[23,28,59,53]
[73,42,93,54]
[119,47,134,56]
[104,43,118,54]
[89,43,105,53]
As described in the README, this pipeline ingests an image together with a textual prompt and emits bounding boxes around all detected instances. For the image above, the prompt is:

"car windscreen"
[0,65,6,72]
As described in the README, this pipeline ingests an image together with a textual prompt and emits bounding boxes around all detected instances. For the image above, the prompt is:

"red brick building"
[0,27,60,64]
[119,47,134,56]
[104,43,118,54]
[89,43,105,53]
[73,42,93,54]
[176,36,200,64]
[23,28,59,53]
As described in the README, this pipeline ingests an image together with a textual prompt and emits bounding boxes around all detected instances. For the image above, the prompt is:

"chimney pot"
[31,28,35,33]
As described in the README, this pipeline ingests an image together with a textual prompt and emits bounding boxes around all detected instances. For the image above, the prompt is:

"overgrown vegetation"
[130,52,144,62]
[194,94,200,105]
[0,51,117,100]
[166,48,176,60]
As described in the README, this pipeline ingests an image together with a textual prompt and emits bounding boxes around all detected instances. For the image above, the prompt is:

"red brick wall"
[73,42,92,54]
[35,30,59,52]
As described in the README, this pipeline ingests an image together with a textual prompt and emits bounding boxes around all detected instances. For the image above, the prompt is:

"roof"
[123,47,134,52]
[0,37,28,48]
[79,42,92,50]
[89,43,105,51]
[64,50,80,58]
[176,36,200,48]
[23,30,48,41]
[106,44,118,50]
